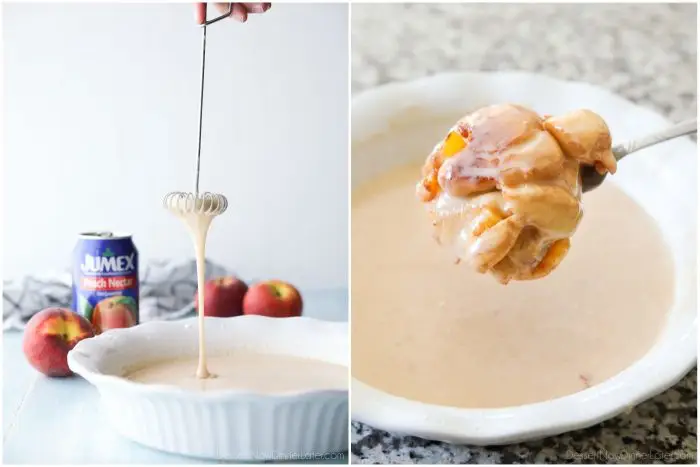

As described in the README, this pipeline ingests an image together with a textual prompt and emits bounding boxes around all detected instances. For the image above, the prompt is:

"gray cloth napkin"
[3,259,228,331]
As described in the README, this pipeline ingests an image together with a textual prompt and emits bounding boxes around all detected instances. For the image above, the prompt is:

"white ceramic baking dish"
[68,315,348,461]
[351,71,697,445]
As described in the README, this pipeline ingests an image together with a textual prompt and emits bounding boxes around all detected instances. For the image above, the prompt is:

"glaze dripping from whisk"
[164,191,228,379]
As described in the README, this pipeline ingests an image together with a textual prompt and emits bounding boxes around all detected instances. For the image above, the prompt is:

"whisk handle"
[196,3,233,27]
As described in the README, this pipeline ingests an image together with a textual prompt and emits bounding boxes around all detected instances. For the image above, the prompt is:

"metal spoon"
[581,118,697,193]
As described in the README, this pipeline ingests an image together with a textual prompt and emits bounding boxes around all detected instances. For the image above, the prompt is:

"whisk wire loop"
[163,191,228,216]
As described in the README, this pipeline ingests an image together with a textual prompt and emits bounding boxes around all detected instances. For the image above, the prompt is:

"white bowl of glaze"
[351,71,697,445]
[68,316,348,461]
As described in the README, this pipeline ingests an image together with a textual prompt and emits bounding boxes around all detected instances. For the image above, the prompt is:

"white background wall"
[3,3,349,289]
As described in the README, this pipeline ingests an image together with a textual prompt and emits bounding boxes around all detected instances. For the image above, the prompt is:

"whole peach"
[195,276,249,317]
[22,307,95,377]
[243,280,303,318]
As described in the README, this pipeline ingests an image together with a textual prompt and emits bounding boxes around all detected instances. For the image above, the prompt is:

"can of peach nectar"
[72,232,139,334]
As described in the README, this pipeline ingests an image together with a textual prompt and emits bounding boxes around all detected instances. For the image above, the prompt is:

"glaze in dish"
[354,163,673,408]
[124,350,347,393]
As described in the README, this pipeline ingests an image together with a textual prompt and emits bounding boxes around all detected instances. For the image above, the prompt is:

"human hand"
[195,3,271,24]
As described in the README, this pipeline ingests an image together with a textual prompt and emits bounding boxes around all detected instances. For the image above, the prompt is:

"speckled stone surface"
[351,3,697,464]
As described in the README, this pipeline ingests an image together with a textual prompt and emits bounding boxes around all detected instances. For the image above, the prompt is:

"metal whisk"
[163,4,232,216]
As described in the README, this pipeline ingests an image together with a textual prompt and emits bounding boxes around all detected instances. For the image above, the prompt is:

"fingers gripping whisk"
[163,192,228,216]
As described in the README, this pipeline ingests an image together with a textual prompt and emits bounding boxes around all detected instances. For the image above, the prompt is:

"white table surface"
[3,289,349,464]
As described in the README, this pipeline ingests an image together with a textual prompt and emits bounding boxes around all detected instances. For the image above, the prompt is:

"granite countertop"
[351,3,697,464]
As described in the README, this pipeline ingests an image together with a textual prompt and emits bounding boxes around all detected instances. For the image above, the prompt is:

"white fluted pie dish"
[68,316,348,461]
[351,71,697,445]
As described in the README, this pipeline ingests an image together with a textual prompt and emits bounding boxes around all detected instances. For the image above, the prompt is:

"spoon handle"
[612,118,697,161]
